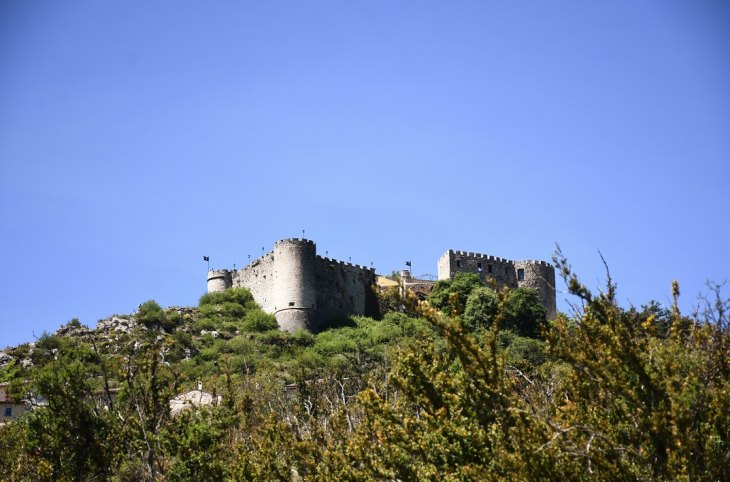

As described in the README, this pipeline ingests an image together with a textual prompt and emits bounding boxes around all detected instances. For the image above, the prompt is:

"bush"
[220,302,245,319]
[194,318,217,334]
[137,300,168,331]
[503,288,547,338]
[463,286,499,330]
[427,273,485,315]
[498,330,549,370]
[199,287,255,307]
[241,310,278,333]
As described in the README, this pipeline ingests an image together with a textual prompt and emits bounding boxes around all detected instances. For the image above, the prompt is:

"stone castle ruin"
[207,238,556,332]
[438,250,556,320]
[207,239,379,332]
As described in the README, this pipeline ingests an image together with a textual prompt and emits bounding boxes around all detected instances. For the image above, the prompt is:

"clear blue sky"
[1,1,728,349]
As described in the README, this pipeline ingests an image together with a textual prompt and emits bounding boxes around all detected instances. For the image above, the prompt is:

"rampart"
[438,250,556,320]
[208,239,556,331]
[209,239,378,333]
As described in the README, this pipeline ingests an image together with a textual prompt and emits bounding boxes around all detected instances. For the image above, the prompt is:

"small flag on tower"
[203,256,209,261]
[405,261,411,267]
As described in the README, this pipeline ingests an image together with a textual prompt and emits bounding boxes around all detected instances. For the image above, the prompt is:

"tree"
[427,273,484,316]
[502,288,547,338]
[463,286,499,329]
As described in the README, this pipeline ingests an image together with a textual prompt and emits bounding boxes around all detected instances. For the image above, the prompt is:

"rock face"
[54,325,93,337]
[0,352,12,369]
[96,316,139,333]
[169,382,217,416]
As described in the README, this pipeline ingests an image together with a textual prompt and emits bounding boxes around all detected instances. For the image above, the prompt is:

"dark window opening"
[288,302,295,307]
[505,267,509,274]
[488,264,493,273]
[518,269,525,281]
[477,262,482,271]
[456,260,461,268]
[4,407,11,417]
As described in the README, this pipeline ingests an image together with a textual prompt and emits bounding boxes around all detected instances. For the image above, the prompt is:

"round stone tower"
[515,261,557,320]
[273,238,317,332]
[207,269,233,293]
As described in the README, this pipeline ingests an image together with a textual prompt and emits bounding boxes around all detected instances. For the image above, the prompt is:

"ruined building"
[207,238,556,332]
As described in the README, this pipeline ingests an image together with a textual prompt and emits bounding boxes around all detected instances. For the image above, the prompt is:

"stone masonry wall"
[514,260,557,321]
[212,239,378,333]
[438,250,556,320]
[314,256,378,325]
[207,270,233,293]
[231,250,276,313]
[272,239,318,332]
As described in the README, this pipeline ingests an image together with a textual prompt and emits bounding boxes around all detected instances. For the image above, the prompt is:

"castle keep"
[438,250,556,320]
[207,239,379,332]
[208,239,556,332]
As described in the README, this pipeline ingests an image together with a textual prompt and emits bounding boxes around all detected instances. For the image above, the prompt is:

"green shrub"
[137,300,168,331]
[174,330,194,348]
[220,302,245,319]
[427,273,485,315]
[498,330,548,370]
[314,331,358,356]
[241,310,278,333]
[290,329,316,348]
[503,288,547,338]
[194,318,217,334]
[199,287,255,307]
[463,286,499,330]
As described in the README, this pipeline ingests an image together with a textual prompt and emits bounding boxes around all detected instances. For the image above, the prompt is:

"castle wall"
[438,250,518,290]
[231,250,276,313]
[314,257,378,324]
[220,238,378,333]
[438,250,556,320]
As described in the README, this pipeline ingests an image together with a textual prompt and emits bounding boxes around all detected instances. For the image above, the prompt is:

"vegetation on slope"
[0,253,728,480]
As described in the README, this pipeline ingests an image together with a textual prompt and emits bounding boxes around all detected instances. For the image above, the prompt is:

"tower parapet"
[207,269,233,293]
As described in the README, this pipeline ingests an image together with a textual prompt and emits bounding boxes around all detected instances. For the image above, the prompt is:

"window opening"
[518,269,525,280]
[288,302,295,307]
[477,262,482,271]
[456,260,461,268]
[4,407,11,417]
[488,264,493,273]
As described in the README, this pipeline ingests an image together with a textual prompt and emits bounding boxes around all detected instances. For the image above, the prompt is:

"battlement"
[447,250,552,267]
[275,238,316,247]
[207,269,233,279]
[208,238,555,331]
[316,256,376,272]
[515,259,554,267]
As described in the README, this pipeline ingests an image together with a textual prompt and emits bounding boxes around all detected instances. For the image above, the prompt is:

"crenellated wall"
[207,269,233,293]
[438,250,556,319]
[210,238,378,333]
[208,239,555,331]
[314,256,378,323]
[230,249,276,313]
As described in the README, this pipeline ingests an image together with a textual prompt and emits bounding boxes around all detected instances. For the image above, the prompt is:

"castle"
[207,238,556,332]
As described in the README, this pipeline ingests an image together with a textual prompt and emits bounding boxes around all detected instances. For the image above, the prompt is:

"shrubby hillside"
[1,252,728,481]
